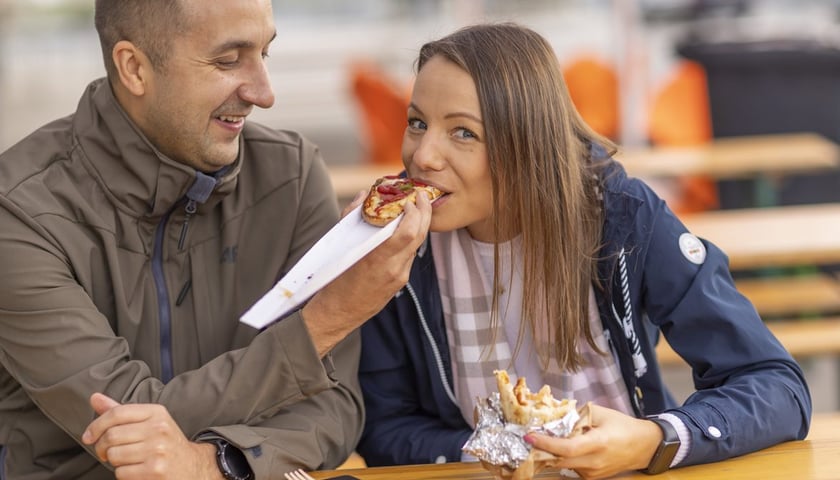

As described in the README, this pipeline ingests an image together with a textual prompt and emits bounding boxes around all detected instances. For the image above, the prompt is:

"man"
[0,1,429,479]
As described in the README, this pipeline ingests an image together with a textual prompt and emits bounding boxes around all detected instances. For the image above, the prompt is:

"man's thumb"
[89,392,121,415]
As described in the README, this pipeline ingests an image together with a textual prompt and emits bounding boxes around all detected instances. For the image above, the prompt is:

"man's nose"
[240,60,276,109]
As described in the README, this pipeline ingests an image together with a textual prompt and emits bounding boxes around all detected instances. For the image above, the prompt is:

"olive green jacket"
[0,79,362,479]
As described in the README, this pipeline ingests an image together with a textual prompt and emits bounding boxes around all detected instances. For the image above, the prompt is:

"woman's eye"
[407,118,427,130]
[453,127,477,140]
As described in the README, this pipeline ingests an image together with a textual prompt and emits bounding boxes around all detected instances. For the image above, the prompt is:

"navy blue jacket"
[357,159,811,468]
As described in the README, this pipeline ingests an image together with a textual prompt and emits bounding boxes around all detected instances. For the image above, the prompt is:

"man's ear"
[112,40,151,97]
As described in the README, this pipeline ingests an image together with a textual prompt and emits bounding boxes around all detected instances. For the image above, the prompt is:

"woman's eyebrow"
[445,112,482,123]
[408,104,482,123]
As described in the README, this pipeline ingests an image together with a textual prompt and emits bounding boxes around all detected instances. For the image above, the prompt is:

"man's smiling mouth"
[218,115,245,124]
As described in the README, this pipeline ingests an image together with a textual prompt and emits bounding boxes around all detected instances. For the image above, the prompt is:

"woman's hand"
[524,404,664,480]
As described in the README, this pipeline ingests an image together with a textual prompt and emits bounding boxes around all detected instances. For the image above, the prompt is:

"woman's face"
[402,55,495,242]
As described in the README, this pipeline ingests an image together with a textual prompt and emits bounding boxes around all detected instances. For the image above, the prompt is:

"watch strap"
[643,415,681,475]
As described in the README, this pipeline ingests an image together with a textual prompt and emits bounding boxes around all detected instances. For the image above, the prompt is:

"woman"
[356,23,810,478]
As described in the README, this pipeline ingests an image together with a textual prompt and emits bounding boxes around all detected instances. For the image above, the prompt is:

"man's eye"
[216,59,239,67]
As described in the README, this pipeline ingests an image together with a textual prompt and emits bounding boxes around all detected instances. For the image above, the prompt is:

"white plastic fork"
[284,468,316,480]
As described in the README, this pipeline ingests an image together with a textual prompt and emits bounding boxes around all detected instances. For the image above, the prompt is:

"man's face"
[138,0,276,172]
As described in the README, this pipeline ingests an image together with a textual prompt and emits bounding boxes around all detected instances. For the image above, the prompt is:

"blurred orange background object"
[348,61,410,166]
[648,60,718,213]
[563,56,620,140]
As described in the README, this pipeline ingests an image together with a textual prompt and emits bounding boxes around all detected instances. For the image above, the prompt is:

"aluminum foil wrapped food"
[462,370,592,480]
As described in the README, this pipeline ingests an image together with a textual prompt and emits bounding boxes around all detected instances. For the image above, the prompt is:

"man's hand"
[302,190,433,357]
[523,404,663,480]
[82,393,224,480]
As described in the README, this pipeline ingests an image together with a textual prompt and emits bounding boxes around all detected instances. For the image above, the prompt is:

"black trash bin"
[678,39,840,207]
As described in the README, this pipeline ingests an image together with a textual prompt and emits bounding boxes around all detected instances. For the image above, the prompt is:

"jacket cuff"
[663,405,729,466]
[658,412,691,467]
[269,310,338,395]
[193,427,266,476]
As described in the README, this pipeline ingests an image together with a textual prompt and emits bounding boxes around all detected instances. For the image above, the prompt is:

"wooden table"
[309,413,840,480]
[327,133,840,201]
[681,203,840,270]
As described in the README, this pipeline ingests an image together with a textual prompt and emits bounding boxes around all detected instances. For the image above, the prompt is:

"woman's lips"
[431,193,449,208]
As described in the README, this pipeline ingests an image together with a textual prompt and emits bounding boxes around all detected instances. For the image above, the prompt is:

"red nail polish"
[523,434,536,445]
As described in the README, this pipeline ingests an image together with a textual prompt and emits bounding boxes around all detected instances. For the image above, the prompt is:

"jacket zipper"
[405,283,458,405]
[151,171,218,383]
[178,199,197,251]
[152,209,176,383]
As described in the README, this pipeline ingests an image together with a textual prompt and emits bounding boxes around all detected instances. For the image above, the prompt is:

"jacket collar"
[72,78,241,218]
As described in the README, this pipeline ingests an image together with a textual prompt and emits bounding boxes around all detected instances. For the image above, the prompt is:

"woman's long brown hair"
[417,23,617,370]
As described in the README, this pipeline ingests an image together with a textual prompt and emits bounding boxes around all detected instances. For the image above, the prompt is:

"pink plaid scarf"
[430,229,633,426]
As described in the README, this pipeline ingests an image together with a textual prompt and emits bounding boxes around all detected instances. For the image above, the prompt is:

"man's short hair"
[94,0,186,79]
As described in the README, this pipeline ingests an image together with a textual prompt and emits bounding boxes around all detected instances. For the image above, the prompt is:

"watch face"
[218,441,253,480]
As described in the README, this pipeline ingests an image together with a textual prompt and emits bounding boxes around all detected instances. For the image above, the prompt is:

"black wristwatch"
[643,415,681,475]
[205,438,254,480]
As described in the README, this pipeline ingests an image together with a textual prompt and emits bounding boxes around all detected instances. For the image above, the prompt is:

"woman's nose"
[410,134,444,171]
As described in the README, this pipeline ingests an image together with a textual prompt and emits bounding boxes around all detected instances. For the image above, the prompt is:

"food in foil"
[462,370,592,480]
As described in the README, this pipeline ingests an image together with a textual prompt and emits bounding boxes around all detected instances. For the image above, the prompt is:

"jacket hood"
[599,160,644,259]
[73,78,241,218]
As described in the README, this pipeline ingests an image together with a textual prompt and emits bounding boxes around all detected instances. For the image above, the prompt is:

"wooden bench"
[656,317,840,365]
[615,132,840,180]
[681,204,840,271]
[736,273,840,318]
[327,133,840,202]
[328,164,397,202]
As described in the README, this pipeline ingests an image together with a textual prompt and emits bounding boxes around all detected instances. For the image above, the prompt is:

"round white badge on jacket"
[679,233,706,265]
